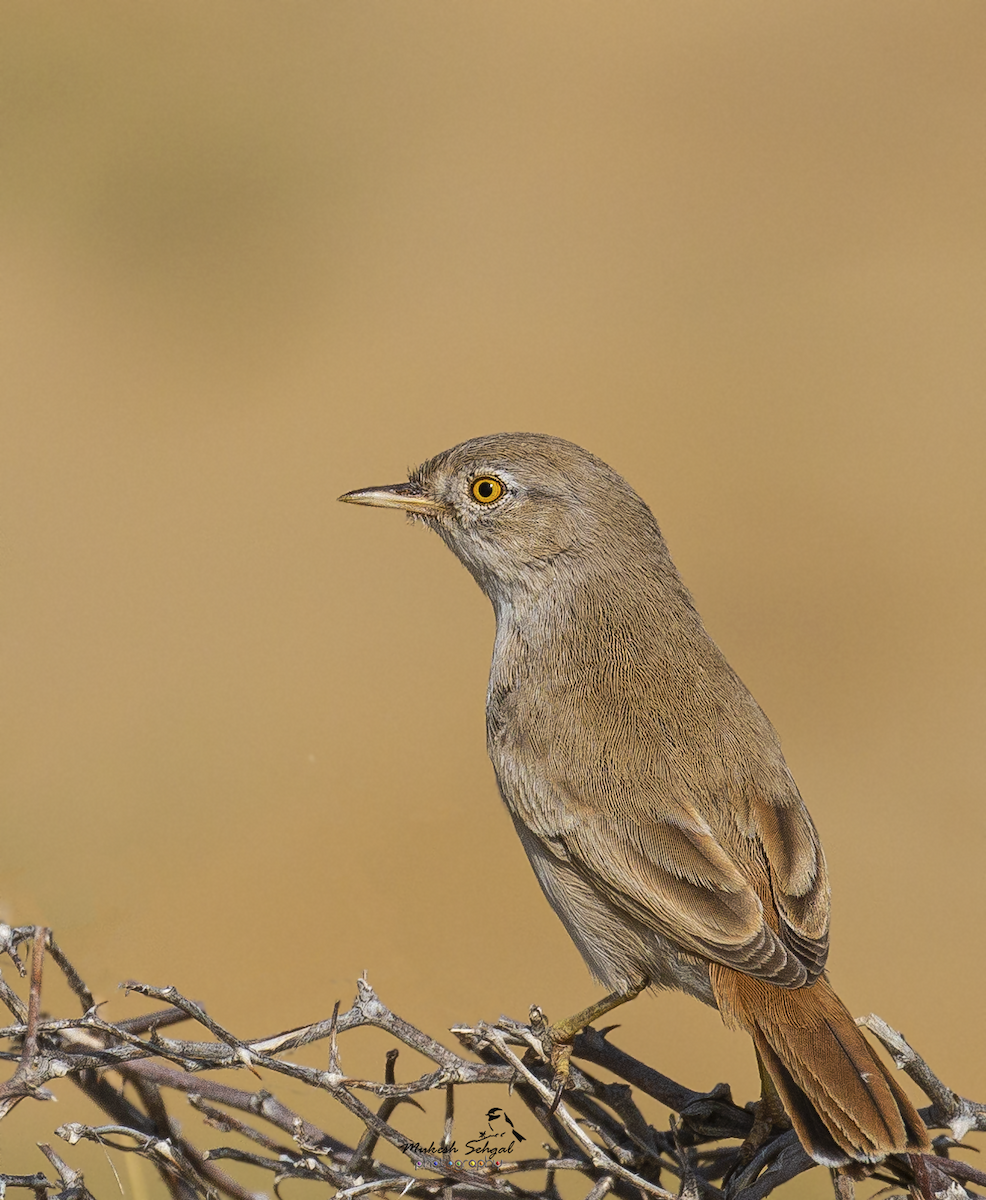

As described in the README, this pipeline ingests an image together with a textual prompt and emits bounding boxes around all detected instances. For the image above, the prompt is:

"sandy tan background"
[1,3,983,1197]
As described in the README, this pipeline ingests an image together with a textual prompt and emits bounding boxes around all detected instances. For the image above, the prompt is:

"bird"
[339,432,929,1168]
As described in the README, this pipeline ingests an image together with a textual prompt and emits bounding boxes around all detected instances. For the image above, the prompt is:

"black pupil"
[477,481,495,498]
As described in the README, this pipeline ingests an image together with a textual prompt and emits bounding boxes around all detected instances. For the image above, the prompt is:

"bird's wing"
[553,782,829,987]
[738,786,830,978]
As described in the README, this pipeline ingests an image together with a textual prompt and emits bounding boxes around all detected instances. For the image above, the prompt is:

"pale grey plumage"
[406,433,827,999]
[340,432,928,1167]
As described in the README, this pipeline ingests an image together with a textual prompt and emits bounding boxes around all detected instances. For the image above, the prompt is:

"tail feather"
[753,1032,860,1165]
[711,967,930,1166]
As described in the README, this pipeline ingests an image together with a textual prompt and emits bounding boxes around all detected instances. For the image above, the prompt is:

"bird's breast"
[483,600,796,846]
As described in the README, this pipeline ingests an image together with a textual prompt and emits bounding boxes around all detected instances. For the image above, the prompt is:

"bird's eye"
[471,477,504,504]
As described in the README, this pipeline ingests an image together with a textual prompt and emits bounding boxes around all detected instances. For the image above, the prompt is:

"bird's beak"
[338,481,447,516]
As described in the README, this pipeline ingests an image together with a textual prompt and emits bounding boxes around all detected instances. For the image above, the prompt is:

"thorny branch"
[0,925,982,1200]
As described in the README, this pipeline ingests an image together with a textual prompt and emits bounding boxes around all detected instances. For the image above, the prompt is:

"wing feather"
[546,779,828,987]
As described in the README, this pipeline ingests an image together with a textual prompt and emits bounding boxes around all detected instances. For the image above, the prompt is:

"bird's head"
[339,432,663,601]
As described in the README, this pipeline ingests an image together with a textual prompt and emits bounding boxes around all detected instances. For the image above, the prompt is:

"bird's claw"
[547,1040,573,1113]
[529,1005,575,1112]
[729,1092,792,1179]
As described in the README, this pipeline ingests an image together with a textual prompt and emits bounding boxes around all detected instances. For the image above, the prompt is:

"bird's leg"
[531,978,648,1111]
[733,1049,792,1170]
[547,977,650,1042]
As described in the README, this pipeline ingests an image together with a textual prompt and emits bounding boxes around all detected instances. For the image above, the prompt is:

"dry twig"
[0,924,982,1200]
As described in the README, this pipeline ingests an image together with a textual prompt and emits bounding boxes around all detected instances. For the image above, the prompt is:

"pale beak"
[338,481,447,515]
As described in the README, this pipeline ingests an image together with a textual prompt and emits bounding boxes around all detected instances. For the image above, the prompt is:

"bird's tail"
[710,966,930,1166]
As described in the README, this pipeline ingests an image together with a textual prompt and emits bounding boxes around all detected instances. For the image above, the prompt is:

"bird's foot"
[730,1061,791,1176]
[547,1037,573,1114]
[528,1006,572,1112]
[733,1100,786,1169]
[529,979,648,1113]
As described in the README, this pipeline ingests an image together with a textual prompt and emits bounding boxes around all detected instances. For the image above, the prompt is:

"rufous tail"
[710,966,930,1166]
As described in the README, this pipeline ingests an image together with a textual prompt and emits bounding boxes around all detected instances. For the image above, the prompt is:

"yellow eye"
[471,477,504,504]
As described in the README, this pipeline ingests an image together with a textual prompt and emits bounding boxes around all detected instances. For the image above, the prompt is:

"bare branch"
[858,1015,986,1140]
[0,924,979,1200]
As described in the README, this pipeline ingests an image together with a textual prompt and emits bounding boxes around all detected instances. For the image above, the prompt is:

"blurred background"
[0,3,983,1196]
